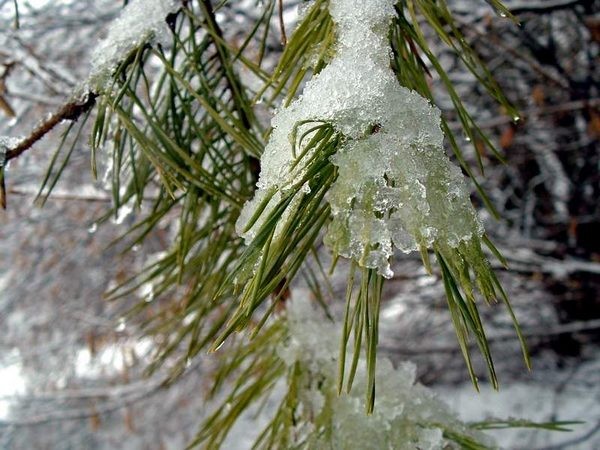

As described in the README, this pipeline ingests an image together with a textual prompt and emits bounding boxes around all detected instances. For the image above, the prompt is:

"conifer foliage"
[1,0,571,448]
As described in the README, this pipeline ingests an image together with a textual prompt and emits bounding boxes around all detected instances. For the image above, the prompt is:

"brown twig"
[278,0,287,46]
[5,92,97,163]
[0,92,97,209]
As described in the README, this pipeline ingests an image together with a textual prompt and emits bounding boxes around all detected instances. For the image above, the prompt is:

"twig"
[6,187,163,204]
[5,92,97,163]
[7,89,63,107]
[7,187,110,203]
[448,98,600,131]
[382,318,600,355]
[457,17,572,90]
[0,359,203,428]
[509,0,594,15]
[278,0,287,46]
[498,246,600,278]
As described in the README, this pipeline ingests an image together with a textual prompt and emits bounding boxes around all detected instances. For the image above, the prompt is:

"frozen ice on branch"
[237,0,484,278]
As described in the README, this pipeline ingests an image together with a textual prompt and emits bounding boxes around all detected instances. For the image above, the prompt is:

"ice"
[237,0,484,278]
[277,295,492,449]
[88,0,179,90]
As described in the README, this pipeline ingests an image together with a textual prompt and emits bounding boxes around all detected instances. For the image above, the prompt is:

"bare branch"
[5,92,97,163]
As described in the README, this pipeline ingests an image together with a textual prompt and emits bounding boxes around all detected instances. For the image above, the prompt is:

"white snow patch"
[88,0,179,90]
[0,349,27,420]
[441,379,598,449]
[111,201,134,225]
[0,136,23,168]
[75,338,153,378]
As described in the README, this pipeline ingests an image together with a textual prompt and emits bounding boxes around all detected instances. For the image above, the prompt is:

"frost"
[237,0,484,278]
[88,0,179,90]
[278,296,493,449]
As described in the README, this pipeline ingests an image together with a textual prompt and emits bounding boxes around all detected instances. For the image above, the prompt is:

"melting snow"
[237,0,483,278]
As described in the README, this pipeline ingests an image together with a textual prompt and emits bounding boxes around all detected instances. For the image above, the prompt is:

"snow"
[75,338,153,379]
[441,375,600,449]
[0,349,26,420]
[88,0,179,90]
[111,201,134,225]
[237,0,483,278]
[276,295,493,449]
[0,136,22,168]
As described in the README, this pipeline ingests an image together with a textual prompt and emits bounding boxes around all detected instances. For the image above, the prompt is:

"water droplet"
[132,244,140,252]
[88,223,98,234]
[139,282,154,302]
[512,115,521,124]
[115,317,127,332]
[214,341,225,351]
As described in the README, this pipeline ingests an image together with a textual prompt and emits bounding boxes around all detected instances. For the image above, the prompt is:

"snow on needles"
[236,0,483,278]
[88,0,179,90]
[277,296,493,449]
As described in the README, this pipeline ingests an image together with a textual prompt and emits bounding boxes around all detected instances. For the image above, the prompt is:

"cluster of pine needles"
[7,0,582,447]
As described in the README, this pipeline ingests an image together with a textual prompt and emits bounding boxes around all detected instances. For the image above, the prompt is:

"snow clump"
[0,136,23,168]
[236,0,483,278]
[88,0,179,90]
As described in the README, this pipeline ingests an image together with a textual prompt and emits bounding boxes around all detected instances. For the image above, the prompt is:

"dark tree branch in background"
[510,0,595,15]
[382,318,600,355]
[448,98,600,131]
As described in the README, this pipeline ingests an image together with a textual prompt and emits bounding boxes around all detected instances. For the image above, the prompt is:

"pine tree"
[0,0,578,447]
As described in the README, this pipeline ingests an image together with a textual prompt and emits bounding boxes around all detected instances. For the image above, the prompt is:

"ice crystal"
[88,0,179,90]
[237,0,484,277]
[278,296,493,449]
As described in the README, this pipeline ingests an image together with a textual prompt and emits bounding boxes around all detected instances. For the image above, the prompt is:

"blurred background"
[0,0,599,448]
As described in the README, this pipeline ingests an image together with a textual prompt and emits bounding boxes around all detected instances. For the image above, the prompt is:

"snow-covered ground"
[442,368,600,449]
